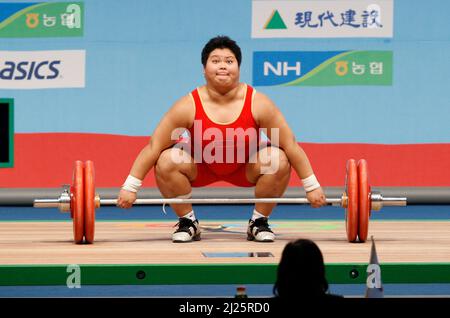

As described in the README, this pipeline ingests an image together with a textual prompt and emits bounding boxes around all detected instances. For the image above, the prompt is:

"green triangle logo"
[264,10,287,29]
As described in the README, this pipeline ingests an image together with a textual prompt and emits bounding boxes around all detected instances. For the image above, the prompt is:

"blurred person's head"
[273,239,329,298]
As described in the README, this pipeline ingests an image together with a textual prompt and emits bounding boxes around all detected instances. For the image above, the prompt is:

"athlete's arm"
[253,92,326,207]
[117,95,194,208]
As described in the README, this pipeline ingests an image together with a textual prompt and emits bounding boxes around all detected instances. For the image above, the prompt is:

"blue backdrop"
[1,0,449,143]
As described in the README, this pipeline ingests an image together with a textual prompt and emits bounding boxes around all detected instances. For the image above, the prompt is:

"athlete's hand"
[306,187,326,208]
[117,189,137,209]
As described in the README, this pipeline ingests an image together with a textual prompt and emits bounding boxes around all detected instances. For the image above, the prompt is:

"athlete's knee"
[156,148,194,177]
[258,146,290,175]
[277,149,291,174]
[155,149,181,175]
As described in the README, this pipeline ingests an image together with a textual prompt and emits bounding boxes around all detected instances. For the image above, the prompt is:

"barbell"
[33,159,406,244]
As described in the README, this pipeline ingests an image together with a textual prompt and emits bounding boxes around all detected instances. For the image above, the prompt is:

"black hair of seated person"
[273,239,329,298]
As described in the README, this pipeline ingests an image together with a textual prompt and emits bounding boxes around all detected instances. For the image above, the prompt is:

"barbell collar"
[370,191,407,210]
[33,189,71,212]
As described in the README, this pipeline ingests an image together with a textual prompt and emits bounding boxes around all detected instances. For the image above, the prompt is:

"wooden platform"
[1,220,449,265]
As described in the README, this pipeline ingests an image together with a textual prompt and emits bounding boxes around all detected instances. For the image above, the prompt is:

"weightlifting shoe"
[172,218,201,243]
[247,217,275,242]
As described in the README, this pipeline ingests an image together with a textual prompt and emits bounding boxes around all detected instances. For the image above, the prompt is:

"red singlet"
[187,84,260,187]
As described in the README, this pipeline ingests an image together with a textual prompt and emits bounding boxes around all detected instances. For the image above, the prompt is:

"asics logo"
[0,60,61,80]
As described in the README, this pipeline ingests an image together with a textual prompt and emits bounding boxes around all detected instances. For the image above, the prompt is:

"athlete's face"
[204,48,240,87]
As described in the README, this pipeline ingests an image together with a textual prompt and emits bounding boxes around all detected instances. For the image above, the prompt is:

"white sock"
[181,210,197,222]
[251,209,267,221]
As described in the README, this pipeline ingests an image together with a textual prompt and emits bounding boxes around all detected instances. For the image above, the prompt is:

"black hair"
[273,239,329,298]
[201,35,242,67]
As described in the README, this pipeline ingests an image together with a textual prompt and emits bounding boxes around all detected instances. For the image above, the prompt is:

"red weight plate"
[358,159,370,243]
[345,159,358,242]
[71,161,85,244]
[84,160,96,244]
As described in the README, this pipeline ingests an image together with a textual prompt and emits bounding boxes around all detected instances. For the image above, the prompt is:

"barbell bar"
[32,159,407,244]
[34,193,406,210]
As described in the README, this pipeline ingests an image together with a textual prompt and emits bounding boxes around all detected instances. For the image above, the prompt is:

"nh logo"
[264,61,301,76]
